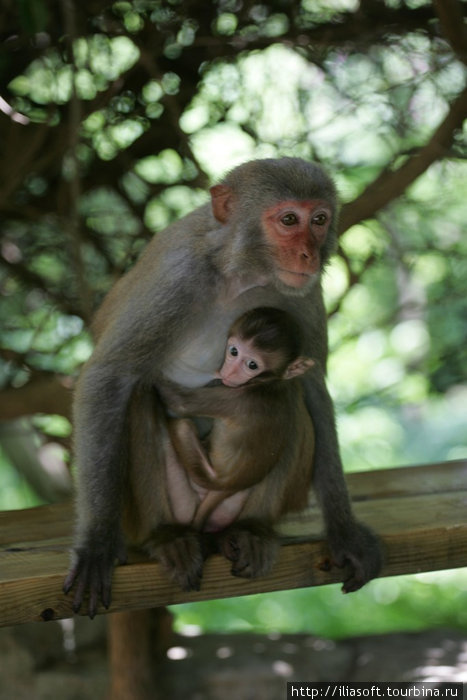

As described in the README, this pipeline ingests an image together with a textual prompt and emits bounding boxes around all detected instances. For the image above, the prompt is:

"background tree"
[0,0,466,636]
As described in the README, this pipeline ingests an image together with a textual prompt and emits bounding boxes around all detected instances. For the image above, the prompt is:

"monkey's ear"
[283,357,315,380]
[210,184,235,223]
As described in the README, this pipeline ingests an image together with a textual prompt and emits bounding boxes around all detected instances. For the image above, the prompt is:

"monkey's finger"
[230,541,253,576]
[228,527,278,578]
[98,558,115,609]
[221,535,240,563]
[231,554,255,577]
[100,577,113,610]
[339,553,366,593]
[156,535,203,592]
[63,549,87,594]
[342,574,365,594]
[179,544,203,591]
[182,548,204,589]
[232,546,263,577]
[72,573,89,614]
[87,565,106,618]
[88,589,99,620]
[181,571,202,592]
[63,565,79,594]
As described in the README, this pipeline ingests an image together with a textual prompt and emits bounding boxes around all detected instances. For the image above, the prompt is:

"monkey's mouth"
[221,378,242,387]
[278,269,312,288]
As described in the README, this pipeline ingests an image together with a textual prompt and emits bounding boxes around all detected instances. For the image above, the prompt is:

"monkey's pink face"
[262,199,332,290]
[218,336,279,387]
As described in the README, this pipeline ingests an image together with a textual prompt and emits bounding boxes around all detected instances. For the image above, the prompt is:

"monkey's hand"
[159,380,236,419]
[143,524,205,592]
[63,532,127,619]
[218,519,279,578]
[158,380,187,414]
[329,521,383,593]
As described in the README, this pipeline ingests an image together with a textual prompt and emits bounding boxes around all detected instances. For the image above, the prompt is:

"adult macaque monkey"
[64,157,382,617]
[162,306,315,533]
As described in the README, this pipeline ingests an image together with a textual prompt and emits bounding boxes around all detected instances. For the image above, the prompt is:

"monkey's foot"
[329,520,383,593]
[144,524,205,592]
[218,519,279,578]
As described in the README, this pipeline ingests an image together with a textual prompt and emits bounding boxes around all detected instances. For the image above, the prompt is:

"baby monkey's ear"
[282,357,315,380]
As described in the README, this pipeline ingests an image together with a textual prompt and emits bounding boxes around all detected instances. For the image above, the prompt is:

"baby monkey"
[161,306,315,534]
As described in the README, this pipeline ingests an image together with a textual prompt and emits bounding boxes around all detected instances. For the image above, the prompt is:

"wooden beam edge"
[1,524,466,628]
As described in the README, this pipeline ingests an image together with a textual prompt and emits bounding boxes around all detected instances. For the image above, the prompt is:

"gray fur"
[64,157,381,617]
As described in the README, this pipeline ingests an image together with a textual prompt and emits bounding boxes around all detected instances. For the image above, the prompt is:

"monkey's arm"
[64,265,202,617]
[302,364,382,592]
[159,379,242,419]
[63,362,135,615]
[168,417,220,489]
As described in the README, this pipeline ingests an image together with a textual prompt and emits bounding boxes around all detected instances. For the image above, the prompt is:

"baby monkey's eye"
[247,360,259,370]
[228,345,239,357]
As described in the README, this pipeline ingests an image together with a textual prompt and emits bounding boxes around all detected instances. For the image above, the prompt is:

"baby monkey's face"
[217,335,282,387]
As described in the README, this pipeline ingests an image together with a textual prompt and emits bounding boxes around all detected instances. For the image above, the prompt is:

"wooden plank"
[345,459,467,499]
[0,460,466,627]
[0,500,72,546]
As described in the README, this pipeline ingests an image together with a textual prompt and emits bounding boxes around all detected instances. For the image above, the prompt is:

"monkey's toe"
[328,520,383,593]
[219,522,279,578]
[146,525,205,592]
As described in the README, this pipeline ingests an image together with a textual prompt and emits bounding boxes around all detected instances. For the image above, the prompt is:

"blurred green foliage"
[1,0,466,638]
[172,569,467,638]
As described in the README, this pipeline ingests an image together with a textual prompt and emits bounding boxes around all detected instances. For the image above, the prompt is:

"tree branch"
[0,377,73,421]
[61,0,94,324]
[338,85,467,234]
[433,0,467,66]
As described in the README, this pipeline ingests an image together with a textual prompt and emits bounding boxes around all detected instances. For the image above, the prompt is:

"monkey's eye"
[228,345,239,357]
[247,360,259,371]
[313,213,328,226]
[280,213,299,226]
